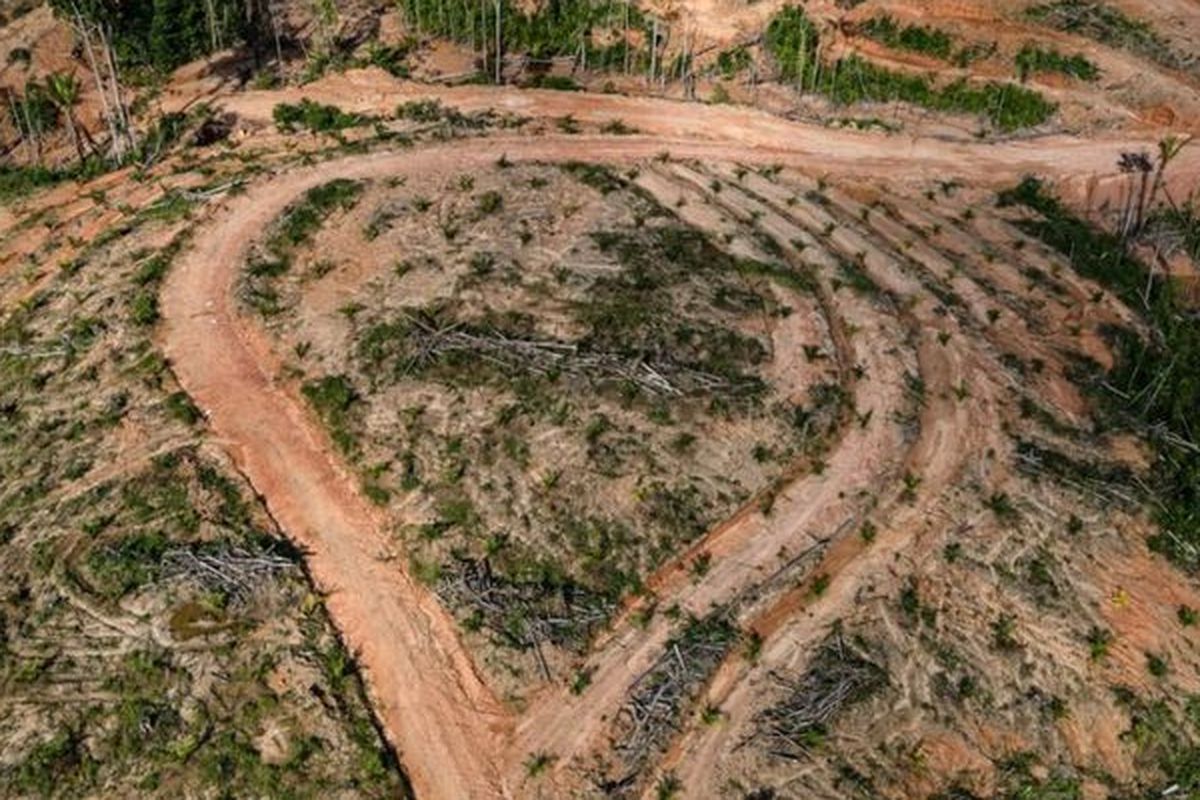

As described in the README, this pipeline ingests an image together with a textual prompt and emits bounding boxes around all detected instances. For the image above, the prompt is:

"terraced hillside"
[1,0,1199,798]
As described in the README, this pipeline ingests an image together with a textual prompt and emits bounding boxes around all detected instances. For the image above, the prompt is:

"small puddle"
[168,601,237,641]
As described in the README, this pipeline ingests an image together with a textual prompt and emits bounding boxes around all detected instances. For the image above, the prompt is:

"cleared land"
[2,1,1200,798]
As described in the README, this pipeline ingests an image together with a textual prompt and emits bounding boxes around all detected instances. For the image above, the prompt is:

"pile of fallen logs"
[611,614,737,779]
[162,546,294,601]
[400,314,756,397]
[436,557,614,679]
[753,632,886,760]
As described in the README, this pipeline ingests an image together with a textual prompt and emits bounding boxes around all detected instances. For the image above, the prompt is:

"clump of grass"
[302,374,360,455]
[396,99,446,122]
[562,162,626,194]
[1086,625,1113,660]
[992,613,1020,650]
[599,118,637,135]
[835,256,881,297]
[476,190,503,215]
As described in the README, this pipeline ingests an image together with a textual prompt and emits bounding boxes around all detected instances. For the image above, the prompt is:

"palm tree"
[44,71,86,164]
[8,81,59,166]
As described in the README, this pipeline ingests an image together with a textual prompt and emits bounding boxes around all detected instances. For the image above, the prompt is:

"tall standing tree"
[7,81,59,166]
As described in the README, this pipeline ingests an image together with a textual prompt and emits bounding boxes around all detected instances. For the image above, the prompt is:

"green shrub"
[1015,43,1099,81]
[525,74,580,91]
[859,15,955,60]
[361,41,413,77]
[477,190,503,215]
[302,375,359,455]
[821,56,1057,131]
[86,531,170,597]
[1084,626,1113,659]
[716,45,752,78]
[273,99,368,133]
[129,290,160,326]
[302,375,357,419]
[164,391,201,425]
[396,99,444,122]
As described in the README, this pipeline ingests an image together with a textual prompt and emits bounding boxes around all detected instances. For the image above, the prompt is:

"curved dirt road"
[161,135,894,798]
[160,94,1187,797]
[186,74,1200,194]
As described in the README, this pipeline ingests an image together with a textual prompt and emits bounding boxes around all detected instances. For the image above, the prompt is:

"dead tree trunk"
[494,0,502,84]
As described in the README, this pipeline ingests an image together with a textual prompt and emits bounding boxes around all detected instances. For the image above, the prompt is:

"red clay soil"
[158,85,1197,796]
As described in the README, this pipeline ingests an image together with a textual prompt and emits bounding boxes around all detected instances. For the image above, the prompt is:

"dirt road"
[159,87,1181,795]
[181,72,1200,190]
[160,137,888,798]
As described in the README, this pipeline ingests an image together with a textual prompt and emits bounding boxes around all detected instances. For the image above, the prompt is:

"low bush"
[273,99,368,133]
[1015,43,1099,81]
[823,55,1057,131]
[859,15,955,60]
[302,374,360,455]
[763,7,1056,131]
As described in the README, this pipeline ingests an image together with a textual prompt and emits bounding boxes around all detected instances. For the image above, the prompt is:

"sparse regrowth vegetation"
[247,161,834,697]
[0,157,407,798]
[241,178,365,315]
[1026,1,1190,73]
[820,55,1057,131]
[4,4,1200,794]
[273,99,371,133]
[999,177,1200,568]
